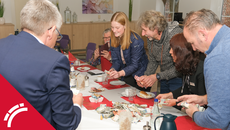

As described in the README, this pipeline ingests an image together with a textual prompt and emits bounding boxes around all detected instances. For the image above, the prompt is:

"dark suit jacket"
[0,31,81,130]
[110,32,149,77]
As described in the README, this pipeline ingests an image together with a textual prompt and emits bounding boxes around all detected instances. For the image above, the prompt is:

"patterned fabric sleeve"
[89,55,101,67]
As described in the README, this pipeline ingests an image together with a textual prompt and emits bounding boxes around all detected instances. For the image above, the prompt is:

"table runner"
[121,96,154,107]
[175,116,221,130]
[83,95,113,110]
[68,51,84,64]
[96,79,130,90]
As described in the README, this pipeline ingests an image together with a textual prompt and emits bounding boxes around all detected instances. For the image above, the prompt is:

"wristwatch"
[156,73,161,80]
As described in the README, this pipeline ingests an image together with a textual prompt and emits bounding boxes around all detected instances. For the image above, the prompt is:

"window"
[164,0,180,22]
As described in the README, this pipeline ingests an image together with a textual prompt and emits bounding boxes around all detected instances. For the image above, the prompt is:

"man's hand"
[183,104,199,118]
[135,75,147,88]
[177,94,208,106]
[101,50,111,60]
[72,93,84,107]
[156,92,173,100]
[93,48,100,60]
[142,74,157,87]
[109,70,119,79]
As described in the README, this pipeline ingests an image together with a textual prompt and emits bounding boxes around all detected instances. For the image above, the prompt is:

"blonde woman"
[108,12,149,91]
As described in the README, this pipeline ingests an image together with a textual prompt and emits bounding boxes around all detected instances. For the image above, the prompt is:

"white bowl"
[89,97,104,103]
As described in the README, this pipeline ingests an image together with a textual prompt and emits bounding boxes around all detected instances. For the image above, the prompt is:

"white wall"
[2,0,225,31]
[139,0,164,15]
[140,0,156,14]
[210,0,223,19]
[2,0,15,24]
[155,0,164,14]
[132,0,141,21]
[179,0,223,19]
[179,0,210,18]
[58,0,141,23]
[139,0,165,20]
[14,0,28,30]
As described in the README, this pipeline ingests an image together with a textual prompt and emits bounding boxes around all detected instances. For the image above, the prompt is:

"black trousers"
[123,75,151,92]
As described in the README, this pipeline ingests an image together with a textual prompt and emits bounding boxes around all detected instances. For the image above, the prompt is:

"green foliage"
[129,0,132,21]
[52,1,60,11]
[56,2,60,11]
[0,0,4,17]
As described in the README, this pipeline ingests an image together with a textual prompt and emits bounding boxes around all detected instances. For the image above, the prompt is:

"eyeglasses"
[48,27,63,41]
[103,36,111,40]
[56,28,63,41]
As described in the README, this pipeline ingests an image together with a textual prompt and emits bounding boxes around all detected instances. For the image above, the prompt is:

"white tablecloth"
[71,67,187,130]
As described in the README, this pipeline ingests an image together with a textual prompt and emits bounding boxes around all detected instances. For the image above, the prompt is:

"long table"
[71,68,188,130]
[68,54,220,130]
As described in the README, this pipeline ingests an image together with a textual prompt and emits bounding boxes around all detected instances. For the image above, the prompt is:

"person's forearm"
[118,70,125,77]
[159,67,179,80]
[202,94,208,105]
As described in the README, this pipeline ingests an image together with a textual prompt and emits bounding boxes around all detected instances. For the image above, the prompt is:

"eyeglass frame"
[56,28,63,41]
[48,27,63,41]
[102,36,111,40]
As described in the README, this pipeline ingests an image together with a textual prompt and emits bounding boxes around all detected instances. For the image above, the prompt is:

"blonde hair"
[137,10,167,33]
[110,12,133,50]
[20,0,62,36]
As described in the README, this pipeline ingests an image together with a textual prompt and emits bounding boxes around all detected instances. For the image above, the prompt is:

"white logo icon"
[4,103,28,128]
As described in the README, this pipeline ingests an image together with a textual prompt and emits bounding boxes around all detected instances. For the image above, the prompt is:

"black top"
[172,60,206,99]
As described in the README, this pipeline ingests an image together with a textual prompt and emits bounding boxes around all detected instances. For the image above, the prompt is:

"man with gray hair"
[177,9,230,130]
[135,10,182,93]
[0,0,83,129]
[90,28,112,71]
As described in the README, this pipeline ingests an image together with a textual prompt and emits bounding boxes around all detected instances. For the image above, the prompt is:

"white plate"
[77,67,90,71]
[110,81,126,85]
[137,92,155,99]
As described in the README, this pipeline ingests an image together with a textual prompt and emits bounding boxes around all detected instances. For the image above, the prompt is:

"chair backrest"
[86,49,94,62]
[57,34,70,50]
[62,34,69,40]
[86,42,96,62]
[86,42,96,51]
[59,39,69,49]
